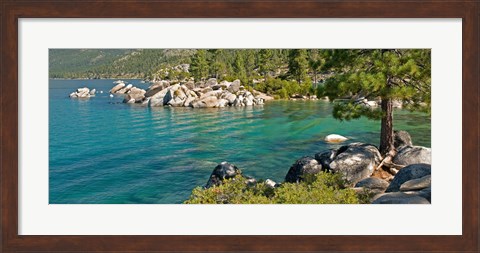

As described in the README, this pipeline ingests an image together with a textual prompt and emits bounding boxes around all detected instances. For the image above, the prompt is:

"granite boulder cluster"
[203,130,432,204]
[121,78,274,108]
[69,87,96,98]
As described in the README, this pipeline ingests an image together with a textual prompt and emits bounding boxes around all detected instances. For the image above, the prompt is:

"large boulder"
[371,192,430,204]
[285,156,322,183]
[393,146,431,166]
[329,143,382,185]
[168,97,185,107]
[354,177,390,194]
[201,90,222,99]
[116,84,133,94]
[205,78,218,87]
[110,83,125,93]
[176,89,188,100]
[183,96,196,107]
[123,94,135,103]
[124,87,146,103]
[400,175,431,191]
[184,81,195,90]
[219,80,231,89]
[244,96,254,106]
[227,79,241,93]
[145,85,166,98]
[314,149,336,171]
[169,83,181,92]
[217,98,228,108]
[403,186,431,202]
[224,93,237,104]
[385,163,431,192]
[394,130,412,150]
[205,162,241,188]
[191,96,218,108]
[147,81,168,91]
[148,87,171,107]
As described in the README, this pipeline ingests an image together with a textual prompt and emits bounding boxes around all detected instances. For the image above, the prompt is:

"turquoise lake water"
[49,79,431,204]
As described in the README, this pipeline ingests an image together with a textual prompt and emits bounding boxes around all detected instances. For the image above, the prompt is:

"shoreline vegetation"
[57,49,431,204]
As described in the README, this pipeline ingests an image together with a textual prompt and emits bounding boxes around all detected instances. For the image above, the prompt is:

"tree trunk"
[379,97,394,156]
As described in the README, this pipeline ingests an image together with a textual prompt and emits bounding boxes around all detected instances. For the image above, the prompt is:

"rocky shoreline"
[106,78,274,108]
[199,130,431,204]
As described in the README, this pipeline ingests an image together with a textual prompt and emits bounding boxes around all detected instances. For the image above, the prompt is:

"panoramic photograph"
[49,49,431,204]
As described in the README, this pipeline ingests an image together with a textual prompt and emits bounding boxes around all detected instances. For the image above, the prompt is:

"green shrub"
[184,172,361,204]
[184,177,271,204]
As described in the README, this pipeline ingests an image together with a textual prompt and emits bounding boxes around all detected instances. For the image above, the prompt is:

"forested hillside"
[49,49,196,79]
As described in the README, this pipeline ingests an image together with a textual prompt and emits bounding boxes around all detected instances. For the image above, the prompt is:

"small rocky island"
[69,87,96,98]
[107,78,274,108]
[191,130,431,204]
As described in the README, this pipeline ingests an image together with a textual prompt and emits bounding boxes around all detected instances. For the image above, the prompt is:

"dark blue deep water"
[49,79,431,204]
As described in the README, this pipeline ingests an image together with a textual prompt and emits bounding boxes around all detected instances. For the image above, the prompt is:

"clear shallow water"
[49,79,431,204]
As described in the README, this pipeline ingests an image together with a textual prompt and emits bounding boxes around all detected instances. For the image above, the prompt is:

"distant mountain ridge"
[49,49,196,79]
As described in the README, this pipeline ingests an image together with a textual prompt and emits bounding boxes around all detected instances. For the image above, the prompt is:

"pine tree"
[308,49,323,88]
[287,49,309,83]
[209,49,227,79]
[190,49,209,81]
[323,49,431,155]
[258,49,274,80]
[233,51,248,85]
[245,50,256,86]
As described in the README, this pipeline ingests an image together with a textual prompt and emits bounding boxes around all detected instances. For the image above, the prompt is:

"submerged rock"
[324,134,348,143]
